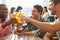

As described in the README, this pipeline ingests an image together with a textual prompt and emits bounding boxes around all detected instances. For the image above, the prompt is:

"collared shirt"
[0,19,12,36]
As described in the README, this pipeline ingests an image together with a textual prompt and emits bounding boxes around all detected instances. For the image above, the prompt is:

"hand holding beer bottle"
[13,10,26,33]
[13,10,25,27]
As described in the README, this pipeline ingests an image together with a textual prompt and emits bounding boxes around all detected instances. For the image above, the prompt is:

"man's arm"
[2,18,17,28]
[0,18,16,31]
[22,17,60,33]
[29,18,60,33]
[16,31,33,36]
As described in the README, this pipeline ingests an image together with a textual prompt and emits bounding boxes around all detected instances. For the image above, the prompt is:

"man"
[0,4,12,40]
[0,4,17,40]
[17,5,46,40]
[21,0,60,33]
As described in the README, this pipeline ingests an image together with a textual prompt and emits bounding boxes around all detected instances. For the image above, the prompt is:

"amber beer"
[13,10,24,25]
[13,10,25,33]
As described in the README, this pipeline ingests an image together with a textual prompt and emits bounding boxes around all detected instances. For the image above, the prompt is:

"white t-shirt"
[42,12,49,21]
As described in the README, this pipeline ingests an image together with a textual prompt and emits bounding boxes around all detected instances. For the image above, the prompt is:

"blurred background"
[0,0,50,17]
[0,0,59,40]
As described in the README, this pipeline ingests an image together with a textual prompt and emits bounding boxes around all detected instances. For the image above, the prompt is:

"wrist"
[1,22,7,28]
[27,18,32,23]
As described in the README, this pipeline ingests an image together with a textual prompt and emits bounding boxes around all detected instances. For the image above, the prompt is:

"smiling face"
[3,6,8,18]
[0,4,8,22]
[49,0,60,17]
[32,5,43,19]
[0,6,8,18]
[32,7,40,18]
[49,1,55,14]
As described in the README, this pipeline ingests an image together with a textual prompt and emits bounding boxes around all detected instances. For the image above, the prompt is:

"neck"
[35,15,40,21]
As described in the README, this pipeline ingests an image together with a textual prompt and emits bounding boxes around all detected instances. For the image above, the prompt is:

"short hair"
[0,4,8,23]
[0,4,6,7]
[16,6,23,12]
[34,5,43,14]
[10,7,15,13]
[53,0,60,5]
[0,4,7,11]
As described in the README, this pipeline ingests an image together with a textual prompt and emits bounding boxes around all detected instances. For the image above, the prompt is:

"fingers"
[20,16,29,22]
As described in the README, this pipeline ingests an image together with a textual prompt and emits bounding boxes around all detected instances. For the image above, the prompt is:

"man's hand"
[2,18,17,28]
[21,16,31,22]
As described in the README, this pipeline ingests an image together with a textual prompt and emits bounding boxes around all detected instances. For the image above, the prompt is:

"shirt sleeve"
[32,29,40,34]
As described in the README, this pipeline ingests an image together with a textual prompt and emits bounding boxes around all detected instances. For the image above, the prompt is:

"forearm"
[17,32,33,36]
[2,18,17,28]
[24,32,33,36]
[27,18,58,33]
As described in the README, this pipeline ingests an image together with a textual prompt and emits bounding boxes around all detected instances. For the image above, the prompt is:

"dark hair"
[53,0,60,5]
[10,7,15,14]
[0,4,7,11]
[16,6,23,12]
[44,6,48,12]
[34,5,43,15]
[0,4,6,7]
